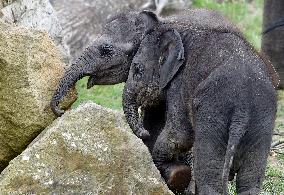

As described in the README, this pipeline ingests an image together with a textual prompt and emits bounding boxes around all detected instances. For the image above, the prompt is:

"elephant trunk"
[50,49,98,116]
[50,66,85,116]
[122,86,150,140]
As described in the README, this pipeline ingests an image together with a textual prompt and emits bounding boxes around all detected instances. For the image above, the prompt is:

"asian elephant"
[50,8,249,149]
[122,12,278,194]
[50,10,173,154]
[50,10,157,117]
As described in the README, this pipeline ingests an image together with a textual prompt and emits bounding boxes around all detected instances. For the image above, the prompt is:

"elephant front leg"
[152,107,194,194]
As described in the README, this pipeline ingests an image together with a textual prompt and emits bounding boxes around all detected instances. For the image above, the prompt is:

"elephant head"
[50,11,159,116]
[123,24,184,139]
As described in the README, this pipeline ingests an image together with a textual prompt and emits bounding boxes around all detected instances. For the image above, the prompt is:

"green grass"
[192,0,263,49]
[263,163,284,194]
[227,160,284,194]
[72,0,284,193]
[72,77,123,110]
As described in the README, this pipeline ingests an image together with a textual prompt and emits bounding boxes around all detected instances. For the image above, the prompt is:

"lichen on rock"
[0,21,77,171]
[0,0,70,63]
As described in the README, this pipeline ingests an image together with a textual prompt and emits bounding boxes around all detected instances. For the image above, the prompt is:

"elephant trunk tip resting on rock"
[122,14,278,194]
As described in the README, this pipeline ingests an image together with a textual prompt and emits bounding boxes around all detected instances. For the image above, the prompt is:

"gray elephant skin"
[262,0,284,89]
[122,11,279,195]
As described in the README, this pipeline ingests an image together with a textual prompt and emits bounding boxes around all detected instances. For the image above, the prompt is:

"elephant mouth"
[86,64,130,89]
[87,76,96,89]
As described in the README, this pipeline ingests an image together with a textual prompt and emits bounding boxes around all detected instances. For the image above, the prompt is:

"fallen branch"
[273,132,284,136]
[270,140,284,153]
[273,150,284,155]
[271,140,284,148]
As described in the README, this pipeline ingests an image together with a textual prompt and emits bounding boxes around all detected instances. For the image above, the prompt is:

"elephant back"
[164,8,241,36]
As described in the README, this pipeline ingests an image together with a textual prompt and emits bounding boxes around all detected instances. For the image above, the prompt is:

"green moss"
[4,176,49,194]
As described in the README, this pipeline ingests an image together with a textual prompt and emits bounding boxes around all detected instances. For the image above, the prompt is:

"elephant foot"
[165,164,192,194]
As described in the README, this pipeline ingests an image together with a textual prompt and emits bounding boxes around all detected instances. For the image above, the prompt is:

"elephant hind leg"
[193,111,228,194]
[236,132,272,195]
[193,134,227,195]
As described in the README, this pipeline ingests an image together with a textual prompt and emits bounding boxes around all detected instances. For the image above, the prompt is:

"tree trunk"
[262,0,284,89]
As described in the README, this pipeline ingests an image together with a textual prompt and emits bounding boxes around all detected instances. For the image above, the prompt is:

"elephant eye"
[98,44,114,57]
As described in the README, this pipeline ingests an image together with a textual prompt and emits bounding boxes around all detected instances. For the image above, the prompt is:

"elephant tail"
[222,109,249,195]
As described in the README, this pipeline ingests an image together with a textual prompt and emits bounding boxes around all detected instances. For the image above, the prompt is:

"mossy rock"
[0,103,173,195]
[0,21,76,171]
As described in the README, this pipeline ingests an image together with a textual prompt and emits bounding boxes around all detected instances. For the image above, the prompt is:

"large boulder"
[0,21,76,171]
[0,103,173,195]
[50,0,145,61]
[0,0,70,63]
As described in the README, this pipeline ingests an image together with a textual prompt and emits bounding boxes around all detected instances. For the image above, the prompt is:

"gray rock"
[50,0,145,61]
[0,21,77,171]
[0,0,70,63]
[0,103,173,195]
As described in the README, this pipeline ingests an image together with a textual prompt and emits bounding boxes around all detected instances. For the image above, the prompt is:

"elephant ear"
[159,29,184,89]
[140,10,159,31]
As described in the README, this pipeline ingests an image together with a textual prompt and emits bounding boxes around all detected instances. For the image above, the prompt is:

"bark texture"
[262,0,284,88]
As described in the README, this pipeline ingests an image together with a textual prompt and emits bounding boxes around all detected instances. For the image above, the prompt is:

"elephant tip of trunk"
[86,84,93,89]
[50,101,65,117]
[87,76,96,89]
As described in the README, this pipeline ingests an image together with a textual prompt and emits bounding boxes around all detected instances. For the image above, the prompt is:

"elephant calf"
[122,12,278,194]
